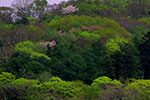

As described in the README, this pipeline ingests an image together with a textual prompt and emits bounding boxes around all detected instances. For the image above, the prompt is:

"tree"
[126,0,150,18]
[12,0,49,19]
[81,41,109,84]
[47,39,86,81]
[2,41,51,79]
[0,7,13,24]
[106,43,143,79]
[12,0,34,18]
[139,32,150,79]
[130,26,148,47]
[31,0,48,18]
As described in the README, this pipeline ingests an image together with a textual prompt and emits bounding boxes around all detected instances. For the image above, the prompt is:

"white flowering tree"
[62,5,79,14]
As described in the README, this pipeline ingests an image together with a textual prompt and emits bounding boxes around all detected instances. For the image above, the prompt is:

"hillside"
[0,0,150,100]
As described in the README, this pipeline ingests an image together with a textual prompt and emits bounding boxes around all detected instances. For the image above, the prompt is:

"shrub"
[15,41,50,60]
[98,86,125,100]
[78,32,100,39]
[82,86,99,100]
[40,77,84,99]
[105,37,128,53]
[138,17,150,25]
[125,79,150,100]
[91,76,122,89]
[0,72,15,83]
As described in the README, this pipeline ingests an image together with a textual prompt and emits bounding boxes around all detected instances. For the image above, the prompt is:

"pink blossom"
[62,5,78,14]
[39,41,56,47]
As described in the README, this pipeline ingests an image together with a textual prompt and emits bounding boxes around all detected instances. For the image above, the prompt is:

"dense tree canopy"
[0,0,150,99]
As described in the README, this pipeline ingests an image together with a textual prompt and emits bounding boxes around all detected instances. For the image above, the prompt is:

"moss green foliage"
[75,0,127,16]
[1,73,150,100]
[3,55,48,79]
[1,0,150,99]
[12,78,39,86]
[0,73,88,100]
[125,79,150,100]
[138,17,150,25]
[78,32,100,39]
[2,41,51,79]
[0,24,13,29]
[41,77,82,99]
[105,37,128,53]
[15,41,50,60]
[92,76,122,89]
[82,86,99,100]
[106,43,142,79]
[47,39,109,84]
[0,72,16,83]
[130,26,149,47]
[48,15,130,42]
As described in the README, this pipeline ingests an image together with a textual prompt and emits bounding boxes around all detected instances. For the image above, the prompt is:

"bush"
[91,76,122,89]
[40,77,85,99]
[82,86,99,100]
[105,37,128,54]
[2,41,51,79]
[125,79,150,100]
[99,86,125,100]
[138,17,150,25]
[15,41,50,60]
[0,72,15,83]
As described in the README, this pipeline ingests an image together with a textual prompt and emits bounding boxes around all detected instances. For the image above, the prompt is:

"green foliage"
[105,37,128,53]
[138,17,150,25]
[3,55,47,79]
[12,78,39,86]
[48,15,130,42]
[15,17,30,25]
[0,72,15,83]
[0,40,4,47]
[46,39,109,84]
[82,86,100,100]
[0,24,13,29]
[0,76,46,100]
[39,14,53,23]
[92,76,122,89]
[130,26,149,47]
[75,0,127,16]
[26,17,38,24]
[81,40,109,84]
[76,2,96,15]
[139,32,150,79]
[106,43,142,79]
[15,41,50,60]
[125,79,150,100]
[40,77,85,99]
[46,39,87,82]
[1,73,150,100]
[32,0,48,18]
[3,41,51,78]
[78,32,100,39]
[0,24,44,48]
[49,76,62,82]
[1,0,150,99]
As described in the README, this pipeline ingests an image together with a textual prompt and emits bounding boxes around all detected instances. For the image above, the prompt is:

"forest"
[0,0,150,100]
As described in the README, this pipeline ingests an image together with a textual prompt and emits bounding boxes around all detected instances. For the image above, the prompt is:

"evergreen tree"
[139,32,150,79]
